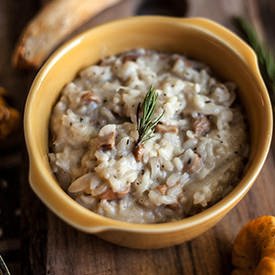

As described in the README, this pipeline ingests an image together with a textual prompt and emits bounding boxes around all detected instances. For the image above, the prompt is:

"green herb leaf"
[234,16,275,107]
[136,85,164,146]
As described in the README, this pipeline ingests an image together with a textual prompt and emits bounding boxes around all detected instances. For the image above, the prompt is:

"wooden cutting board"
[1,0,274,274]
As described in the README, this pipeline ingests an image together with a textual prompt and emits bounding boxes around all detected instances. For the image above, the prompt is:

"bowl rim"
[24,16,273,233]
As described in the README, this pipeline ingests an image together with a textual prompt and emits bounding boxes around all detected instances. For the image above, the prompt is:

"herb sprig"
[234,16,275,107]
[136,86,164,146]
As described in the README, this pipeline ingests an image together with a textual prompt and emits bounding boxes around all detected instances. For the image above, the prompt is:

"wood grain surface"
[0,0,274,274]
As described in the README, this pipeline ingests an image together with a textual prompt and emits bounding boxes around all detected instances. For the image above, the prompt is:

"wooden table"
[0,0,274,274]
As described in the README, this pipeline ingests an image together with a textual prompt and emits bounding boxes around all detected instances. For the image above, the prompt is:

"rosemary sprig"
[234,16,275,107]
[136,85,164,146]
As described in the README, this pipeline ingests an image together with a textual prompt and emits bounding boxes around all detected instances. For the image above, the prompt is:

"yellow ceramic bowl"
[24,16,273,249]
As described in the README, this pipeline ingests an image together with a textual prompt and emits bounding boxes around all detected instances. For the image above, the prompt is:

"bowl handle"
[177,17,260,77]
[28,159,115,232]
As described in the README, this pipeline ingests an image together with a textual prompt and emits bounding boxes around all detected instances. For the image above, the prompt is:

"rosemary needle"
[136,85,164,146]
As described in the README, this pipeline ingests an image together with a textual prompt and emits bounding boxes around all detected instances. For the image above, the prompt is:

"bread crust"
[12,0,121,69]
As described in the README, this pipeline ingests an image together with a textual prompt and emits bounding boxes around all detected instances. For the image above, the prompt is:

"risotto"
[49,49,249,224]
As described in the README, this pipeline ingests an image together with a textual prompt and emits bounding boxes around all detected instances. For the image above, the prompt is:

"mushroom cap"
[232,216,275,275]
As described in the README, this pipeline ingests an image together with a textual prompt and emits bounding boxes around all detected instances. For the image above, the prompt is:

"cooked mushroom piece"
[97,124,116,150]
[116,186,131,199]
[99,186,130,200]
[183,153,201,174]
[81,92,101,104]
[156,184,168,195]
[192,115,210,136]
[134,144,144,162]
[155,124,178,134]
[99,188,117,200]
[167,203,179,210]
[122,53,140,63]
